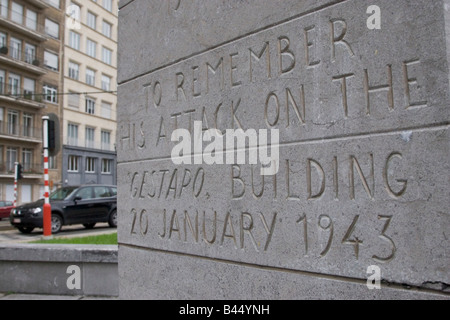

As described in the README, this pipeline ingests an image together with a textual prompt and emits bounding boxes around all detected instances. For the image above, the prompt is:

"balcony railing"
[66,138,115,152]
[0,83,43,104]
[0,162,42,176]
[0,5,48,40]
[0,121,42,141]
[0,45,42,66]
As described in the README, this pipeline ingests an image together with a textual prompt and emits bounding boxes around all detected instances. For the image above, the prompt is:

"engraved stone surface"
[118,0,450,299]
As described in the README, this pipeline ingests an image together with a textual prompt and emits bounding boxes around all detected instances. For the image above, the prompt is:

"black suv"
[10,185,117,234]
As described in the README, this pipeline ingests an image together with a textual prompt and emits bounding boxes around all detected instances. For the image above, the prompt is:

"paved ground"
[0,220,117,243]
[0,293,118,300]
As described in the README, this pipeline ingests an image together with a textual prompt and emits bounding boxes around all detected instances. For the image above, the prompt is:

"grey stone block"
[119,245,448,300]
[0,245,118,297]
[117,0,450,299]
[0,294,81,300]
[117,0,449,163]
[118,0,343,83]
[117,128,450,289]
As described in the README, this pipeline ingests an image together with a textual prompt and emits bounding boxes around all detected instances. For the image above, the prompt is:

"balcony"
[0,83,44,109]
[0,46,47,75]
[0,8,48,42]
[66,138,115,152]
[27,0,51,10]
[0,162,42,179]
[0,121,42,143]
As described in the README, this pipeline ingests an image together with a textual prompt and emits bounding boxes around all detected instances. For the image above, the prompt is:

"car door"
[0,201,6,218]
[91,186,114,221]
[63,187,96,224]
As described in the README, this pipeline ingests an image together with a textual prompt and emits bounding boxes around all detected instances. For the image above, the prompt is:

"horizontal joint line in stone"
[117,122,450,165]
[117,0,350,85]
[119,242,450,297]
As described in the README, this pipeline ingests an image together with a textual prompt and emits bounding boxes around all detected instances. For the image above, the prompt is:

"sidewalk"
[0,292,118,300]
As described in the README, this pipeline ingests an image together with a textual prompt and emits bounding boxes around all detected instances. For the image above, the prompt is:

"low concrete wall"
[0,244,118,297]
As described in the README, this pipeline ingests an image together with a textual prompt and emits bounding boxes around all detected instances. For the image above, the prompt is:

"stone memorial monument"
[117,0,449,299]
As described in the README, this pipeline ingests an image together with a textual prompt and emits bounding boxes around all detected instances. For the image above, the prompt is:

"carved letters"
[120,12,432,267]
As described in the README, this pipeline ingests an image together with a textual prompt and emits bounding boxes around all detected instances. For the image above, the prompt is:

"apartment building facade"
[62,0,117,187]
[0,0,64,204]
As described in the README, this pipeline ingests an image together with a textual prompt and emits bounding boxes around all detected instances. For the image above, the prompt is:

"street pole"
[13,162,18,208]
[42,116,52,239]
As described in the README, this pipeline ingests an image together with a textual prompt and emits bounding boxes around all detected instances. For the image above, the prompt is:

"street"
[0,219,116,244]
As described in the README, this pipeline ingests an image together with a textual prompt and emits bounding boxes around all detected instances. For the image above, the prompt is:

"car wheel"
[108,210,117,228]
[18,227,34,234]
[83,223,96,229]
[51,214,63,234]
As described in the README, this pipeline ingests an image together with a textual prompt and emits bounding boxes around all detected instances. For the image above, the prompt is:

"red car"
[0,201,14,220]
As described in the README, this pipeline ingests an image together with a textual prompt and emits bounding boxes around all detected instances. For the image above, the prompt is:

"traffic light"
[48,119,56,151]
[17,163,23,180]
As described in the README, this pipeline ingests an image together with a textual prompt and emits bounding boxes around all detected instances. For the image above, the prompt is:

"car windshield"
[50,187,78,201]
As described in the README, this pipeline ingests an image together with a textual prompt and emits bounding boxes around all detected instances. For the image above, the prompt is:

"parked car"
[0,201,14,220]
[10,185,117,234]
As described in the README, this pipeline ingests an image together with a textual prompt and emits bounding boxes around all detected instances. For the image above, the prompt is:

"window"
[101,75,111,91]
[11,2,23,24]
[43,84,58,103]
[85,97,95,115]
[68,155,79,172]
[94,186,111,198]
[86,39,97,58]
[68,2,81,21]
[69,31,80,50]
[49,155,57,169]
[44,51,59,71]
[6,147,17,172]
[85,157,96,173]
[21,184,31,203]
[76,187,92,199]
[26,9,37,30]
[102,47,112,65]
[102,20,112,38]
[86,68,95,86]
[101,130,110,150]
[103,0,112,12]
[85,127,95,148]
[7,110,18,135]
[23,113,33,137]
[0,71,4,95]
[0,32,6,47]
[101,159,112,174]
[47,0,60,9]
[68,92,79,108]
[68,61,79,80]
[0,0,8,18]
[23,77,35,100]
[10,37,22,60]
[67,123,78,146]
[45,19,59,39]
[87,11,97,29]
[24,43,36,64]
[22,149,32,171]
[8,73,20,96]
[101,101,111,119]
